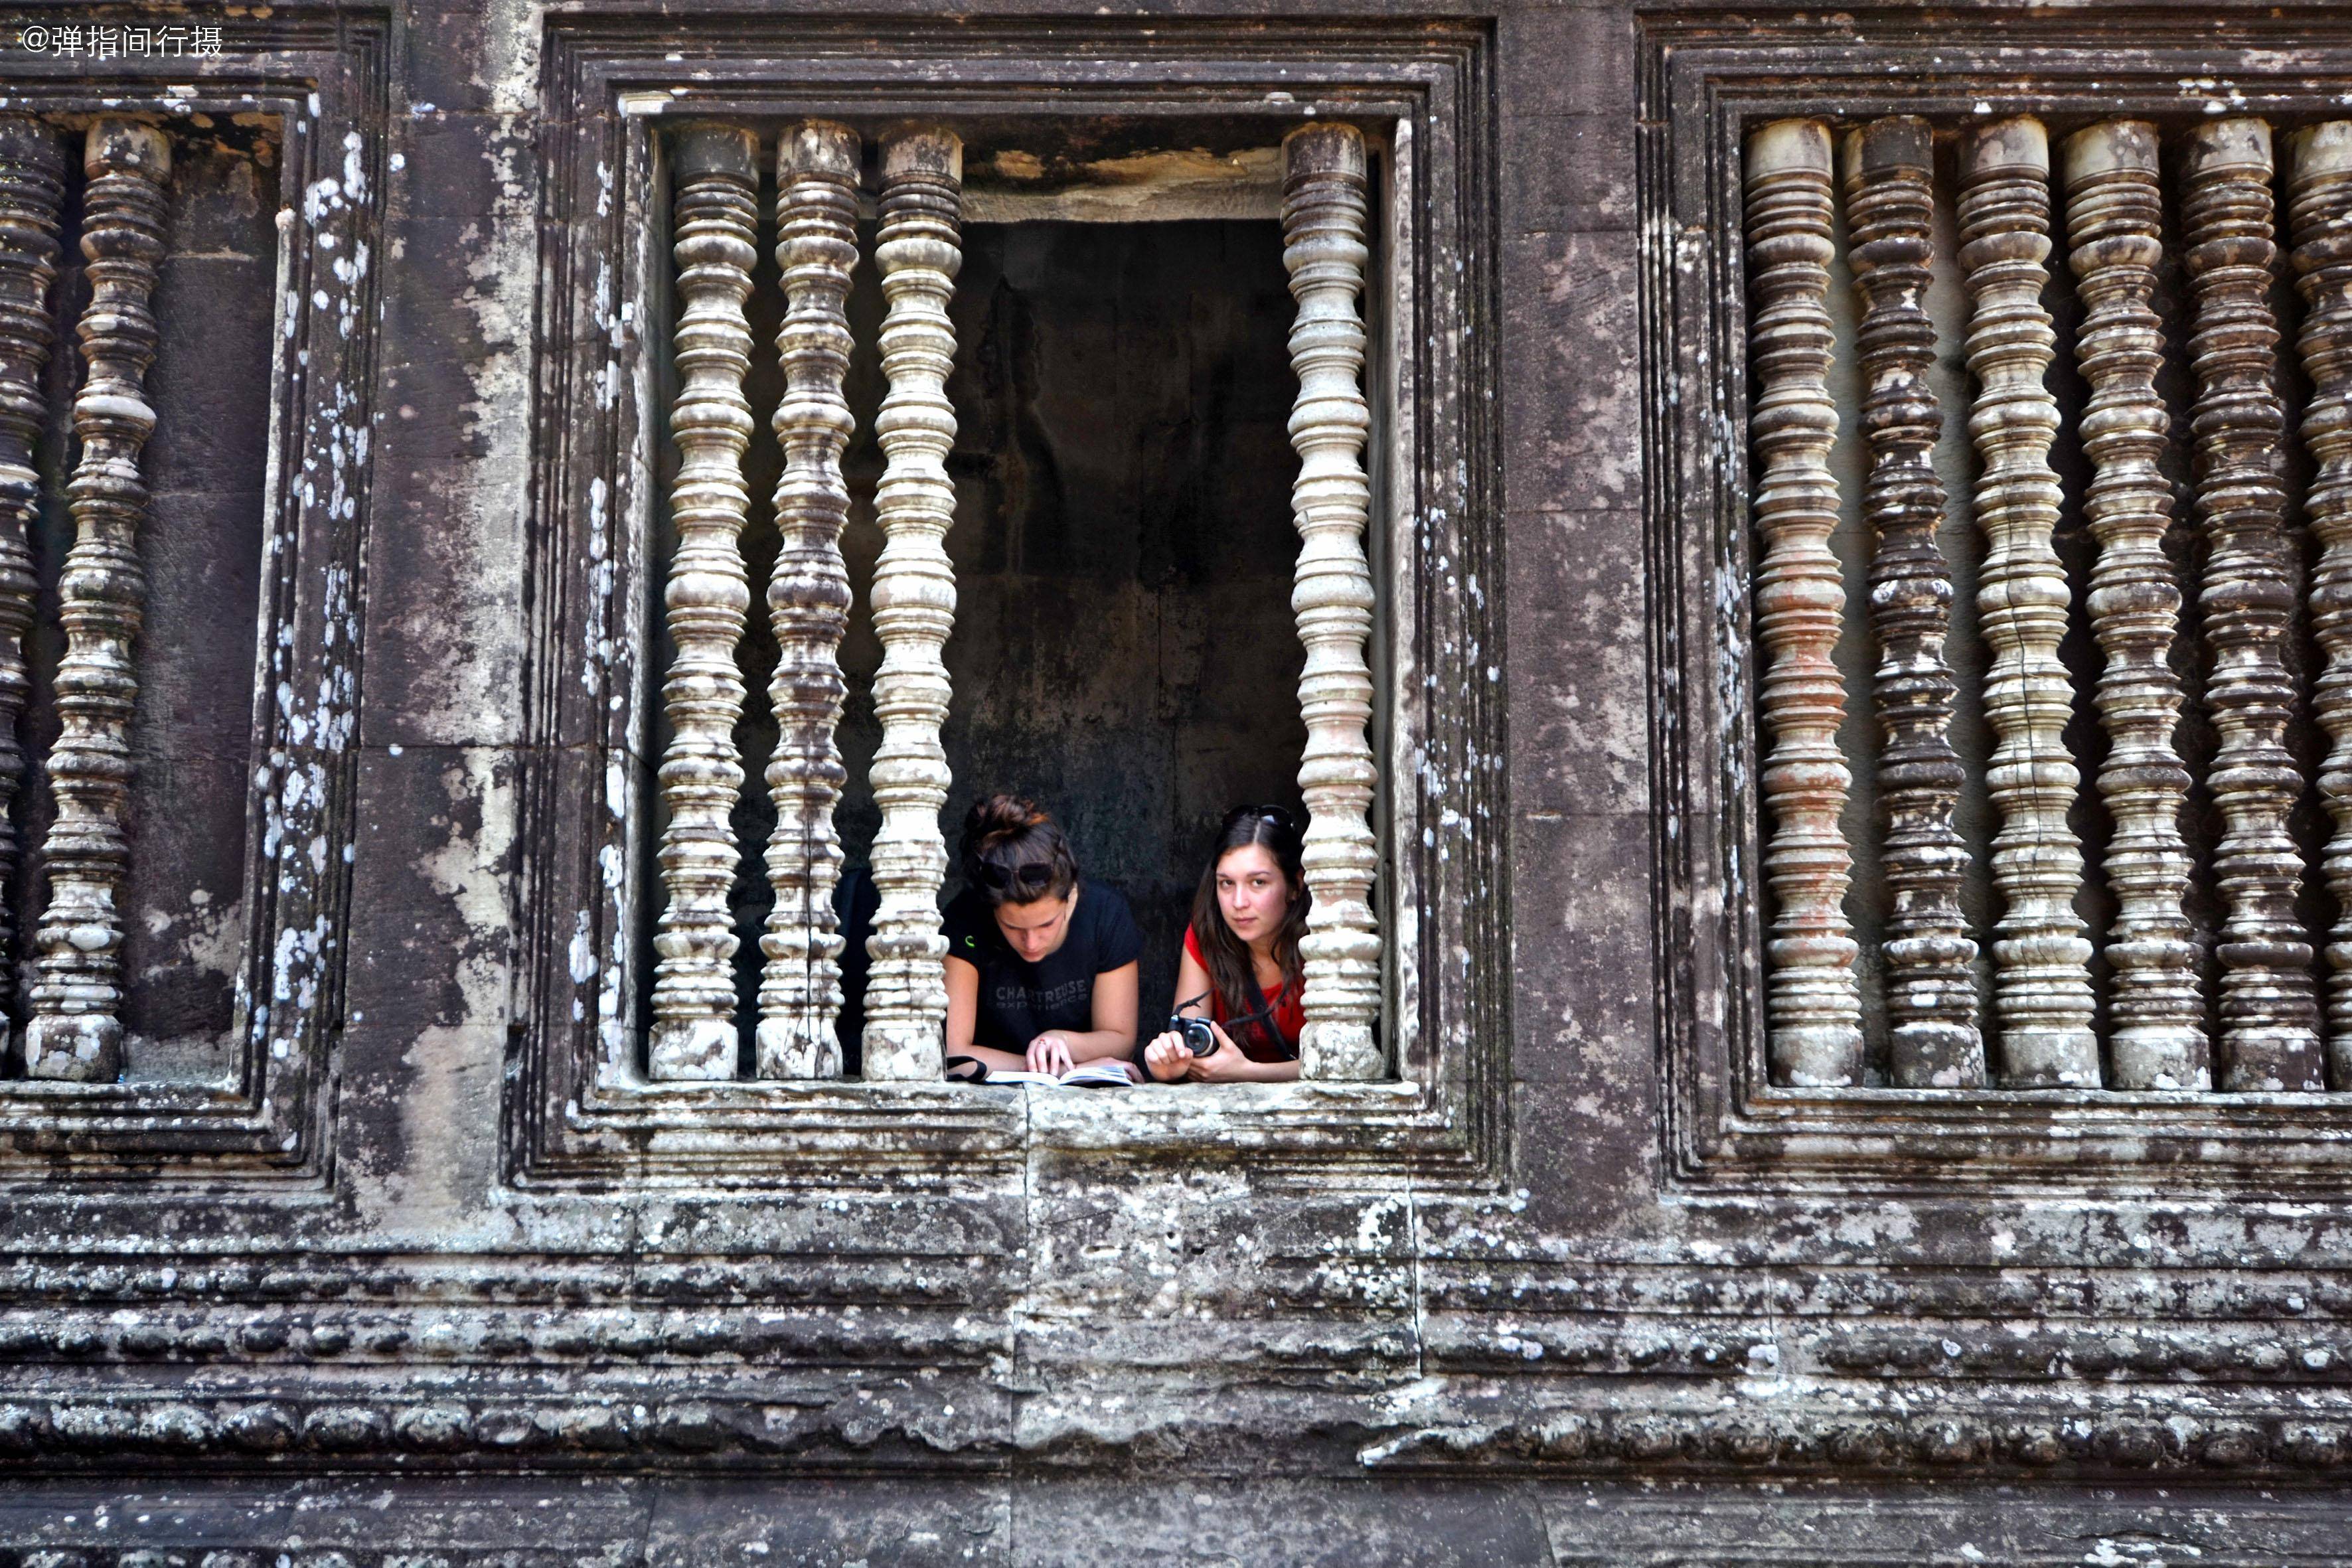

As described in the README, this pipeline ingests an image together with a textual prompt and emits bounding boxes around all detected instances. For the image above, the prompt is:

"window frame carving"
[1650,11,2352,1195]
[0,18,383,1182]
[510,17,1508,1188]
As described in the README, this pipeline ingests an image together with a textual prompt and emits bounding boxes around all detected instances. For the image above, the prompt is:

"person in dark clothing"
[943,794,1142,1078]
[832,864,880,1077]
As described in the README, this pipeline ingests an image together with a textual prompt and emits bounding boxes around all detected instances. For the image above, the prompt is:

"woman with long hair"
[1141,804,1309,1083]
[943,793,1142,1078]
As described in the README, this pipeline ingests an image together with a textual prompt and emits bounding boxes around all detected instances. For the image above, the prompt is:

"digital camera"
[1170,1015,1219,1056]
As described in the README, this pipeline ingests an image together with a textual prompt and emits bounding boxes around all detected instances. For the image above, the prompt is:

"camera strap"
[1174,984,1296,1063]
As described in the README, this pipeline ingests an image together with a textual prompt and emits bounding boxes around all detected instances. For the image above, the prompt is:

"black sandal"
[943,1055,989,1084]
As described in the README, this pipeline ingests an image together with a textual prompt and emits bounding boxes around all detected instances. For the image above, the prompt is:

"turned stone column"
[2183,119,2320,1091]
[1841,117,1982,1087]
[1282,123,1383,1081]
[1745,119,1863,1087]
[863,127,963,1083]
[0,118,62,1018]
[757,120,858,1080]
[647,125,759,1082]
[1956,118,2098,1088]
[2060,120,2206,1090]
[2289,120,2352,1088]
[27,121,171,1082]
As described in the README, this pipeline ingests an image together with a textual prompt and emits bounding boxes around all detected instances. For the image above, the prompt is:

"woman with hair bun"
[943,794,1142,1078]
[1142,805,1309,1084]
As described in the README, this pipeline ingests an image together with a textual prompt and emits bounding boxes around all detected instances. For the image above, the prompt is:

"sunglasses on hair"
[1240,805,1296,832]
[975,860,1056,894]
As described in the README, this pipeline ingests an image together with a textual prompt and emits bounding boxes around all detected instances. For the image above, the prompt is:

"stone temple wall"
[1,1,2352,1562]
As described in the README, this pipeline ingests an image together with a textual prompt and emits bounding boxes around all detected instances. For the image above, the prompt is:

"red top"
[1182,924,1304,1062]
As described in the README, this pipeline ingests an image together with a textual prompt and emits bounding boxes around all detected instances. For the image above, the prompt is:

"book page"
[961,1062,1137,1087]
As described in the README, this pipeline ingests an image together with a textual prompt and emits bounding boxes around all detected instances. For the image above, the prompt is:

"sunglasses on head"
[976,859,1056,894]
[1240,805,1296,832]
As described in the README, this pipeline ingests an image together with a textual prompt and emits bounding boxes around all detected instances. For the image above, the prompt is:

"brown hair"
[960,793,1079,909]
[1188,805,1310,1055]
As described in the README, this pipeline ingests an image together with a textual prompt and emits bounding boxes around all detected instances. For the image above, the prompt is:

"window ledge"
[1747,1085,2352,1112]
[527,1069,1447,1186]
[595,1072,1420,1106]
[1025,1077,1426,1148]
[0,1079,244,1107]
[1687,1082,2352,1196]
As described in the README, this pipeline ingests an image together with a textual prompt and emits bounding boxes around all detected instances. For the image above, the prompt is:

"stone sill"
[0,1078,244,1109]
[591,1071,1427,1137]
[538,1073,1447,1183]
[1686,1082,2352,1196]
[597,1074,1419,1105]
[1751,1086,2352,1109]
[1026,1076,1424,1144]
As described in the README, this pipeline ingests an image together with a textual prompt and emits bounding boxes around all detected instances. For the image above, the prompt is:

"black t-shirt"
[942,878,1144,1052]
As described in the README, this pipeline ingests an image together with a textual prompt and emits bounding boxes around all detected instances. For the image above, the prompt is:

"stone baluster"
[757,121,858,1080]
[2290,121,2352,1089]
[2059,121,2207,1091]
[26,122,171,1082]
[1282,123,1383,1081]
[647,125,759,1082]
[1744,119,1862,1087]
[863,128,963,1083]
[0,119,62,1016]
[1840,117,1982,1088]
[2184,119,2321,1091]
[1956,118,2099,1087]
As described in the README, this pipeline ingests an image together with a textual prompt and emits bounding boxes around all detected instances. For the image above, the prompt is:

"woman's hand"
[1026,1032,1075,1075]
[1184,1021,1251,1081]
[1142,1031,1192,1082]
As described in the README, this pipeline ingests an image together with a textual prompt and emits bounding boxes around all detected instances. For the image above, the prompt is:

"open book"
[953,1059,1137,1089]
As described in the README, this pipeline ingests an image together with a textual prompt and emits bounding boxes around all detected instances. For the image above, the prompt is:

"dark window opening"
[644,202,1308,1071]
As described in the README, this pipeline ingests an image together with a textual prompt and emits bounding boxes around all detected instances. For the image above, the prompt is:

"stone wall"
[1,2,2351,1563]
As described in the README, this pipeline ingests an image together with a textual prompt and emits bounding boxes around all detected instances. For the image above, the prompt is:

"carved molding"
[0,118,62,1018]
[0,1367,2341,1482]
[26,121,172,1084]
[863,127,963,1084]
[2296,122,2352,1090]
[757,120,858,1081]
[1841,116,1980,1088]
[1743,118,1861,1088]
[2183,118,2321,1093]
[20,1306,2352,1382]
[647,124,759,1083]
[2059,119,2204,1091]
[1282,122,1383,1081]
[1956,116,2097,1089]
[0,1239,2350,1478]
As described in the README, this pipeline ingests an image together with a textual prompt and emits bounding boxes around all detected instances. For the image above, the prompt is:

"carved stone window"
[0,21,380,1180]
[1656,23,2352,1186]
[512,19,1506,1185]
